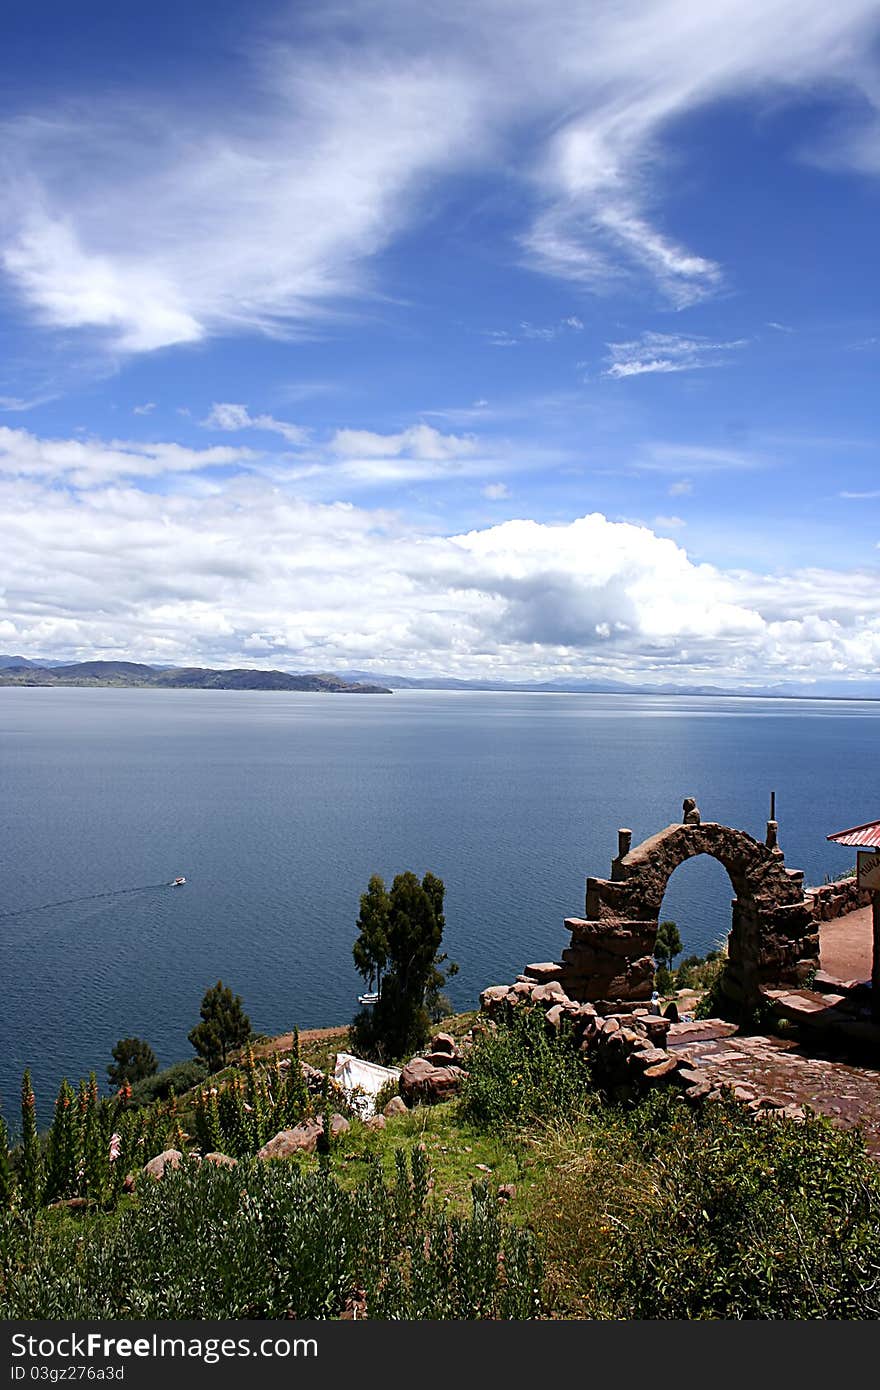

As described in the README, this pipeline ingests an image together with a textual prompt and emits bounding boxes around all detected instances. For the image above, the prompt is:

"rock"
[300,1062,327,1094]
[642,1057,679,1081]
[732,1085,758,1103]
[531,981,568,1005]
[383,1095,408,1117]
[329,1113,350,1137]
[480,985,511,1011]
[143,1149,184,1179]
[545,1003,565,1031]
[674,1065,711,1087]
[400,1057,468,1104]
[523,962,564,983]
[202,1152,237,1168]
[497,1183,516,1202]
[628,1047,669,1070]
[639,1015,672,1040]
[425,1051,459,1067]
[257,1119,323,1159]
[683,1081,713,1102]
[122,1172,136,1193]
[429,1032,457,1057]
[510,980,535,999]
[365,1114,386,1131]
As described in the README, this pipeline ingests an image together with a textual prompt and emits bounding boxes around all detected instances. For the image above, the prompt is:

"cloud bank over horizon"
[2,422,880,686]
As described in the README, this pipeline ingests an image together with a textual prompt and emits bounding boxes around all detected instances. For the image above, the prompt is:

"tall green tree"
[351,871,457,1060]
[654,920,683,971]
[107,1037,158,1089]
[188,981,252,1072]
[352,873,391,991]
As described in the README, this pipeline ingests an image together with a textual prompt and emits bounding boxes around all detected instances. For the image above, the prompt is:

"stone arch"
[557,811,820,1008]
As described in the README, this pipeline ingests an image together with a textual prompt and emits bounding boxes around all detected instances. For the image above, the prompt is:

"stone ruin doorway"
[556,800,820,1010]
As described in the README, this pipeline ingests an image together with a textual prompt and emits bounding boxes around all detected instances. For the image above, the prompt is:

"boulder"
[383,1095,408,1117]
[544,1003,565,1032]
[257,1119,323,1159]
[523,962,564,984]
[428,1032,458,1057]
[202,1152,237,1168]
[480,985,511,1011]
[365,1114,386,1131]
[400,1057,468,1105]
[143,1149,184,1179]
[329,1113,350,1137]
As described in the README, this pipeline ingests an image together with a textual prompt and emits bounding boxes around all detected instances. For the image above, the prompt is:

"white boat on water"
[171,876,186,887]
[357,991,379,1006]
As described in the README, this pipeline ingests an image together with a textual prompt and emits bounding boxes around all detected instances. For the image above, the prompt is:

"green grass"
[6,1004,880,1319]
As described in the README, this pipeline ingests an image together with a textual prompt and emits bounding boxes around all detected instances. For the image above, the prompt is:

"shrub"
[0,1150,543,1319]
[129,1059,208,1107]
[531,1089,880,1319]
[460,1007,593,1130]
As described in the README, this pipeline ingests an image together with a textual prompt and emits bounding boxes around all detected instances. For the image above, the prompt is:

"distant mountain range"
[337,669,880,701]
[1,655,877,701]
[0,658,391,694]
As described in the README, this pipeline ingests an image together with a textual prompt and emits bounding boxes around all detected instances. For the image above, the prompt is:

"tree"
[352,873,391,992]
[188,981,252,1072]
[654,920,683,971]
[107,1037,158,1089]
[351,870,457,1060]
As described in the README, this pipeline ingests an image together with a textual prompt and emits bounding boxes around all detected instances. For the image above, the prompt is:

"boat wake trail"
[0,881,177,923]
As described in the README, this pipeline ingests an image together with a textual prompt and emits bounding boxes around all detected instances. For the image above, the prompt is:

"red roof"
[827,819,880,849]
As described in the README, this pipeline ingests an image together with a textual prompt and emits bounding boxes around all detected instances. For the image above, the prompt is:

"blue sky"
[1,0,879,685]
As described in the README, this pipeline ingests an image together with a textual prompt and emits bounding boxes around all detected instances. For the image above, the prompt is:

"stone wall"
[478,977,805,1116]
[806,874,870,922]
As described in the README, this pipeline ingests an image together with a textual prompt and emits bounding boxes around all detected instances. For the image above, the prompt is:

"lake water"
[2,686,878,1116]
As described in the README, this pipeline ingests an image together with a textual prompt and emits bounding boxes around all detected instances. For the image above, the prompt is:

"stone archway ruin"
[557,801,820,1009]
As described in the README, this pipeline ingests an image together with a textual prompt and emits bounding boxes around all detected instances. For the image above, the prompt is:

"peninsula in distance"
[0,658,391,694]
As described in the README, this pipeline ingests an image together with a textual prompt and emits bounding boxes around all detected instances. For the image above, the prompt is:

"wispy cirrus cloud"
[604,331,748,378]
[1,2,879,354]
[636,442,761,474]
[484,316,584,347]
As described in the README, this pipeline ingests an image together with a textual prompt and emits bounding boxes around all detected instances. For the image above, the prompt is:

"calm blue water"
[2,687,878,1117]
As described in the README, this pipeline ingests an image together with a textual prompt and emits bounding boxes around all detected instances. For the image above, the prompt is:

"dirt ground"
[820,906,874,981]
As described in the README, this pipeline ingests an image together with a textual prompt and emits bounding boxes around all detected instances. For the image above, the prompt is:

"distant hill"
[0,661,391,694]
[0,654,41,669]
